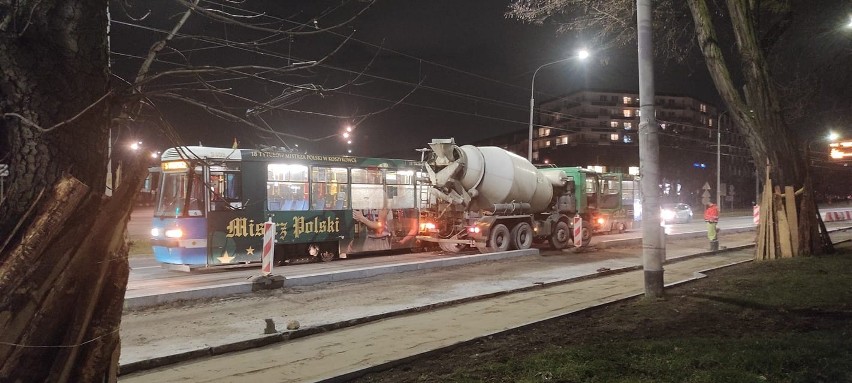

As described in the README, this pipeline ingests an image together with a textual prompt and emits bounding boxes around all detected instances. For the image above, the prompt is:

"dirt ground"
[351,244,852,383]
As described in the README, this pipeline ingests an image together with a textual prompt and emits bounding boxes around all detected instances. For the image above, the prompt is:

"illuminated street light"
[528,48,590,162]
[828,131,840,141]
[130,141,142,151]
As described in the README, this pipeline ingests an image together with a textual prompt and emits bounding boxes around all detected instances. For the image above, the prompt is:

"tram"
[150,146,421,270]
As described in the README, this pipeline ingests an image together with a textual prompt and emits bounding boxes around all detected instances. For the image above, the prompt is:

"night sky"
[113,0,726,159]
[3,1,848,164]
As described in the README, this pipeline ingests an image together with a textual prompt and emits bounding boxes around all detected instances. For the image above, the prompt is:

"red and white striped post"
[753,205,760,225]
[261,219,275,276]
[573,215,583,248]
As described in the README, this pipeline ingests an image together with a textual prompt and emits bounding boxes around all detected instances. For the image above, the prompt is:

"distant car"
[661,203,693,224]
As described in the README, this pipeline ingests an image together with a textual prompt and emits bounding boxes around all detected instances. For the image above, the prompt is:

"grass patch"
[358,246,852,383]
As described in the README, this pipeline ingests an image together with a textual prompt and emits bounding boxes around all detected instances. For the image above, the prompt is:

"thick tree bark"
[686,0,823,256]
[0,1,111,236]
[0,1,144,381]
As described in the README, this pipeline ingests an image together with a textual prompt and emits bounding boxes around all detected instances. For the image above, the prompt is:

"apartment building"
[476,89,756,207]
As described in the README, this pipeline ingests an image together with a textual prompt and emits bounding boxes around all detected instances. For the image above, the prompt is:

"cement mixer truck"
[417,138,593,253]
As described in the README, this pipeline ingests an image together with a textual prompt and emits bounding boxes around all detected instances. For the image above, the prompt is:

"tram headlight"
[165,228,184,238]
[150,228,160,237]
[419,222,436,232]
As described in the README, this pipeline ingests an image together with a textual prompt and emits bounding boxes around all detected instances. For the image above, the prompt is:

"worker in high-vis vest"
[704,202,719,251]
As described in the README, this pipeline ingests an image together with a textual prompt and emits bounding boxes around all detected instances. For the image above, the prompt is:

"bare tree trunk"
[0,1,142,381]
[686,0,823,256]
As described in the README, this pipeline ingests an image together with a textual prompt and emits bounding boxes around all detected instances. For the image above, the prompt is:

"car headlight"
[661,209,675,220]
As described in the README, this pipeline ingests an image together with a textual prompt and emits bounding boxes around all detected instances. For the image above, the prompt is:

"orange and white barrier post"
[261,219,275,276]
[573,215,583,248]
[753,205,760,225]
[823,210,852,222]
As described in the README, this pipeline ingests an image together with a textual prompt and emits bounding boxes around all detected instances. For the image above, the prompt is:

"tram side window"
[384,170,415,209]
[267,163,309,211]
[209,171,242,211]
[311,167,349,210]
[350,168,384,210]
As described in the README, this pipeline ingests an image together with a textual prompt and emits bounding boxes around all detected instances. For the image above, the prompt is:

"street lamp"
[527,49,590,162]
[716,112,725,210]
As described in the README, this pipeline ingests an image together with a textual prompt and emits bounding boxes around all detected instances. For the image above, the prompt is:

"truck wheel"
[580,221,593,247]
[510,222,533,250]
[488,224,510,252]
[550,221,570,249]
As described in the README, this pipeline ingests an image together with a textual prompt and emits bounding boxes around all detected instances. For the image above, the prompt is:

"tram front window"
[156,171,205,217]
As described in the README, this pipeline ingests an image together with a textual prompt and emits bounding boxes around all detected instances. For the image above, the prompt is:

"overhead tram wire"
[200,0,533,94]
[110,19,537,119]
[117,8,739,145]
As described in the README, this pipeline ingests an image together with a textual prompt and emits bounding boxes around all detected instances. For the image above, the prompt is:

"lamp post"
[716,112,725,210]
[527,49,590,162]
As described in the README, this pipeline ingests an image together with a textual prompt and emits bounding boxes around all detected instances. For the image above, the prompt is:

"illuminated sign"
[162,160,189,171]
[829,141,852,160]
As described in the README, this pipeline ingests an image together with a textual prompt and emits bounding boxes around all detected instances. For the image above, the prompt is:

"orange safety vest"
[704,204,719,222]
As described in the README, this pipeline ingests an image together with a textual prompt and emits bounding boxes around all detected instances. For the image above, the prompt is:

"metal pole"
[528,84,536,162]
[637,0,664,298]
[717,116,721,210]
[527,57,578,163]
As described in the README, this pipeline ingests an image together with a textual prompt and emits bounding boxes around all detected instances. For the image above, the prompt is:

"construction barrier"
[821,210,852,222]
[753,205,760,225]
[573,215,583,248]
[261,220,274,276]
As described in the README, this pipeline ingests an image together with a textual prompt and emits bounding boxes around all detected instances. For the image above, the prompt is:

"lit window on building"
[538,128,551,137]
[624,122,632,130]
[623,135,634,143]
[623,96,632,104]
[708,118,713,127]
[610,133,619,141]
[700,104,707,113]
[557,136,568,145]
[610,121,619,128]
[623,109,633,118]
[636,109,641,117]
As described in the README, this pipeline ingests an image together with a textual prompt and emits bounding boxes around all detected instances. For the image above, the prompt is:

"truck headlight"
[150,228,160,237]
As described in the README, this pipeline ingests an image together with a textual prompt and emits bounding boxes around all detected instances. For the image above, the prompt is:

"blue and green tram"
[150,146,422,270]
